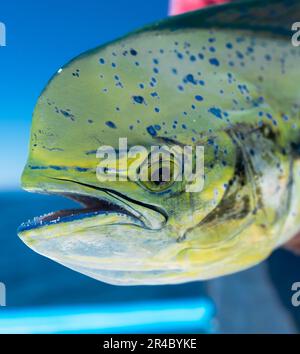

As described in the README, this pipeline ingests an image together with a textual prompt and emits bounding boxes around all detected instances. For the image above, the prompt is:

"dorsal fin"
[141,0,300,37]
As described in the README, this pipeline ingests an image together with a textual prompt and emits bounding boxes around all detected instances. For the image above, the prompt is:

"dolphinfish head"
[18,0,300,285]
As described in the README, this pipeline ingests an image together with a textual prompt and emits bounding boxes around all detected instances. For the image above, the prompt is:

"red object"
[285,234,300,255]
[169,0,231,15]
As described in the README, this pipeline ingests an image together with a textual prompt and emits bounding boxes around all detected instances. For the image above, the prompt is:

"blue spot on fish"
[184,74,197,85]
[49,165,68,171]
[130,49,138,56]
[105,121,117,129]
[146,126,157,137]
[209,58,220,66]
[208,107,222,119]
[195,95,203,102]
[29,165,48,170]
[75,167,89,172]
[133,96,145,104]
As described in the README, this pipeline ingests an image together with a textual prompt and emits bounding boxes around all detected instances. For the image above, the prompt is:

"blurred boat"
[0,299,215,334]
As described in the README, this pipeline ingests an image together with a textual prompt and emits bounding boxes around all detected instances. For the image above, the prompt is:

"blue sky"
[0,0,169,189]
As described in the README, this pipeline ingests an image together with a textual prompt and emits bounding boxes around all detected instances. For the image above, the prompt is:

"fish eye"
[138,159,177,192]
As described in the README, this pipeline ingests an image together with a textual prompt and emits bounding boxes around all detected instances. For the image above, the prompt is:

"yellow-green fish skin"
[18,0,300,285]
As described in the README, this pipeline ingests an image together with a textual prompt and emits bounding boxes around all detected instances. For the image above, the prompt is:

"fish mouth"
[18,178,167,233]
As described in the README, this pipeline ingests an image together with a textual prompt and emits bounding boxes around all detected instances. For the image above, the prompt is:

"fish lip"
[17,192,143,233]
[18,177,168,233]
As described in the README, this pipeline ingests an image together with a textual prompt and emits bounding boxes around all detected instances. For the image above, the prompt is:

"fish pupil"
[151,166,171,186]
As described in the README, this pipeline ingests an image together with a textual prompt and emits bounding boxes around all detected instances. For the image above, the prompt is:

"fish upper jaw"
[19,165,167,235]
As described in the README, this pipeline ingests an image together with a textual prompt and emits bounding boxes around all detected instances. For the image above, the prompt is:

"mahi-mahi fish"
[18,0,300,285]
